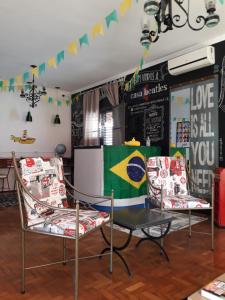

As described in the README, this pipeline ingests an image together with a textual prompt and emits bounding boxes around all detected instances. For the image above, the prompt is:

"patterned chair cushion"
[150,194,210,209]
[31,210,110,237]
[147,156,188,197]
[20,157,68,226]
[147,156,210,208]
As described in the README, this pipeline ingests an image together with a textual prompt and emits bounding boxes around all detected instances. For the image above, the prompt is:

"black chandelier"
[20,65,47,108]
[140,0,220,47]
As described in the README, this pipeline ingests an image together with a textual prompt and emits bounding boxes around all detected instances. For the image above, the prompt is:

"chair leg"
[188,210,192,238]
[211,208,214,250]
[63,238,67,265]
[21,230,25,294]
[74,236,78,300]
[109,221,113,273]
[7,178,10,191]
[160,224,164,249]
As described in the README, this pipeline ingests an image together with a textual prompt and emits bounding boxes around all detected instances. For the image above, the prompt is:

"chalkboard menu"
[71,95,83,147]
[144,104,164,142]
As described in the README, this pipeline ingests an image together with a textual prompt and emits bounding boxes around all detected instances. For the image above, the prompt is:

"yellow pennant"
[48,57,57,68]
[143,48,150,58]
[31,66,39,78]
[42,95,48,101]
[68,41,78,55]
[119,0,132,16]
[15,75,23,85]
[91,23,104,39]
[3,80,8,91]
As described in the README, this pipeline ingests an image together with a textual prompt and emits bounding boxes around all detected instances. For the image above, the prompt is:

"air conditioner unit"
[168,46,215,76]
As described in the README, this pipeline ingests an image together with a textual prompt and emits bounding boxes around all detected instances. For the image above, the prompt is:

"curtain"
[83,89,100,146]
[102,81,119,107]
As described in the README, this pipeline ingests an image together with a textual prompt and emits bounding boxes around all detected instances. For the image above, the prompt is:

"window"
[99,111,113,145]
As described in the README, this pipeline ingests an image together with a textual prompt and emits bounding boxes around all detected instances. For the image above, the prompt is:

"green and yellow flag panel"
[104,146,161,199]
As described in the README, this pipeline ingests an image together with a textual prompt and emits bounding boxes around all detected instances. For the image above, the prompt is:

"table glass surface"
[113,208,173,230]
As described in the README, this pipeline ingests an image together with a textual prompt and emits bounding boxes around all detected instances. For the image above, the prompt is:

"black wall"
[124,40,225,164]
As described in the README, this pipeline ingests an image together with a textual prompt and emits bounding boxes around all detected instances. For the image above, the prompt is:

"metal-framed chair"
[12,151,114,300]
[0,158,13,192]
[145,156,214,250]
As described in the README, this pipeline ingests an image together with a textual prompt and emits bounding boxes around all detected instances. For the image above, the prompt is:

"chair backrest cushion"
[147,156,188,197]
[20,157,68,225]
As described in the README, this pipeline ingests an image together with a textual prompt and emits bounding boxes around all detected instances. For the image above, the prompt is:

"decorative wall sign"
[190,76,218,194]
[144,104,164,142]
[10,130,36,144]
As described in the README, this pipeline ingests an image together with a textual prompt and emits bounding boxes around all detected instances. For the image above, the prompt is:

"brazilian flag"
[104,146,161,201]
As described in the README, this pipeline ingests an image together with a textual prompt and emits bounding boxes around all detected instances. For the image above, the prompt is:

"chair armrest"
[64,176,113,208]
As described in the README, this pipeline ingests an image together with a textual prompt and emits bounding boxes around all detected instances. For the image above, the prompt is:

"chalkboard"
[71,95,83,147]
[144,104,164,142]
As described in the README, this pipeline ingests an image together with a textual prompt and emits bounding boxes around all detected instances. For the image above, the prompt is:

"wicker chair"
[12,151,114,300]
[145,156,214,250]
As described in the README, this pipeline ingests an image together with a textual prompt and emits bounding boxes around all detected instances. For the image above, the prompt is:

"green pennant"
[24,83,31,91]
[56,51,65,65]
[105,10,118,28]
[79,34,89,47]
[9,78,15,92]
[57,100,62,107]
[23,71,30,82]
[66,99,70,106]
[48,97,53,103]
[219,0,224,4]
[140,57,144,70]
[0,81,3,89]
[39,63,46,75]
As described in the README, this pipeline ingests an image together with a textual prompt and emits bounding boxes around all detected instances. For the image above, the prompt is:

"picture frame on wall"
[176,121,190,148]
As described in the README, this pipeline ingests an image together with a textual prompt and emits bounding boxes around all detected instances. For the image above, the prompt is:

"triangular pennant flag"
[79,34,89,47]
[119,0,132,16]
[140,57,144,70]
[15,75,23,85]
[42,95,48,101]
[3,80,8,91]
[48,96,53,103]
[143,48,150,58]
[31,66,39,78]
[91,23,104,39]
[0,81,3,89]
[48,57,57,68]
[68,41,78,55]
[23,71,30,82]
[57,100,62,107]
[66,99,70,106]
[9,85,15,92]
[56,50,65,65]
[39,63,46,75]
[219,0,224,4]
[105,10,118,28]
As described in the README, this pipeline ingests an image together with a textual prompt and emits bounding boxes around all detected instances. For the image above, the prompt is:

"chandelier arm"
[172,0,206,30]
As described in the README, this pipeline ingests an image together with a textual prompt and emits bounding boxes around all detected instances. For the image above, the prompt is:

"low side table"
[100,207,173,276]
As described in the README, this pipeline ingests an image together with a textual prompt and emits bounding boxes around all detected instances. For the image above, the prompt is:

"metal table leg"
[100,227,133,276]
[135,221,172,261]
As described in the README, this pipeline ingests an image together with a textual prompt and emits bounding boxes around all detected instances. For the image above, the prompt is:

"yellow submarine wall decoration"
[11,130,36,144]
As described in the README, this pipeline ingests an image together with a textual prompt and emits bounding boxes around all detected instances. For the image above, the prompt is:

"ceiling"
[0,0,225,93]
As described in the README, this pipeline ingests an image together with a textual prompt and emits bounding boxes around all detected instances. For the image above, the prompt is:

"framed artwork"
[176,121,190,148]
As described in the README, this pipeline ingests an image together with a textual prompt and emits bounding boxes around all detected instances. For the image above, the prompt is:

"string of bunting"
[0,0,139,104]
[0,0,223,99]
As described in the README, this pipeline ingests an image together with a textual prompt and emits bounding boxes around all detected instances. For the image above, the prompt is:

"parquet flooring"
[1,206,225,300]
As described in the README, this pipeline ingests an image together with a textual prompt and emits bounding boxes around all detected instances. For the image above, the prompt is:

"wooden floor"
[1,207,225,300]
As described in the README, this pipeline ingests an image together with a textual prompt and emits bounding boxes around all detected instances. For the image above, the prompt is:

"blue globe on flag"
[127,156,145,182]
[55,144,66,157]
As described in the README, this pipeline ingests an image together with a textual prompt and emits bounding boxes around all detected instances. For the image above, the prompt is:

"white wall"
[0,88,71,158]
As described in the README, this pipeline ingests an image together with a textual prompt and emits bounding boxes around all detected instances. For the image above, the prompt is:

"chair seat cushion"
[150,194,210,209]
[30,209,110,237]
